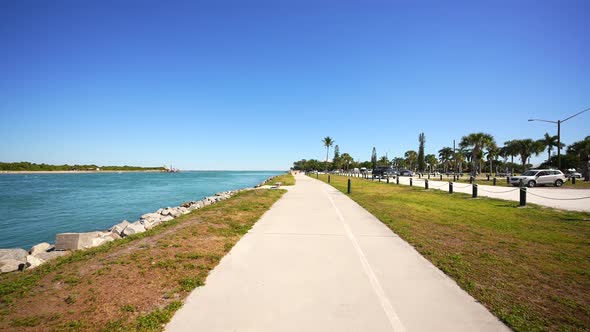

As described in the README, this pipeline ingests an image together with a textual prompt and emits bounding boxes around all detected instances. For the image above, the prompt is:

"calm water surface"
[0,171,282,248]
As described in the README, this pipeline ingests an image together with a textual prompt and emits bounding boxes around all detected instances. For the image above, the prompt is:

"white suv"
[509,169,566,187]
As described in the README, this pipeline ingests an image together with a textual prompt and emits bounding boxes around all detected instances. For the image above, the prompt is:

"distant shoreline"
[0,170,164,174]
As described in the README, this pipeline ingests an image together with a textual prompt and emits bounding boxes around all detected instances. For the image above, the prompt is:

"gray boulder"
[55,232,104,250]
[110,220,130,236]
[142,219,160,230]
[141,213,161,221]
[0,249,28,262]
[35,251,68,262]
[30,242,52,255]
[0,259,25,273]
[26,255,45,269]
[160,215,174,222]
[122,222,146,236]
[169,209,182,218]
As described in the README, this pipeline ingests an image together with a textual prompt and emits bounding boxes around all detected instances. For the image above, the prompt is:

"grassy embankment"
[0,189,285,332]
[314,174,590,331]
[263,173,295,186]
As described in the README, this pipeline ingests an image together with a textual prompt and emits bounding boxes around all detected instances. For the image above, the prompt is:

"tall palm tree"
[438,147,453,173]
[404,150,417,170]
[426,154,438,173]
[459,132,496,176]
[502,140,520,173]
[539,133,561,163]
[322,136,334,171]
[485,143,499,174]
[513,139,544,170]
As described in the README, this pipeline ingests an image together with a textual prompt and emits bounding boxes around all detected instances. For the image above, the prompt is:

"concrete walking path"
[166,173,509,331]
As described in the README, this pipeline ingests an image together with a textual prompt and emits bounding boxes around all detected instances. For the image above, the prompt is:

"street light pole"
[528,107,589,170]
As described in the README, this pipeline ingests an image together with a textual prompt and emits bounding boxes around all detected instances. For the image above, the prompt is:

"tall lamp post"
[528,107,590,170]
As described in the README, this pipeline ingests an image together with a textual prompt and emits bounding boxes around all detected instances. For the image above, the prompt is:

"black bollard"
[487,174,490,181]
[440,174,443,181]
[425,179,429,190]
[520,187,527,206]
[347,179,351,194]
[410,178,413,186]
[449,182,453,194]
[418,173,421,179]
[396,176,399,185]
[572,177,576,185]
[506,176,509,184]
[472,184,478,198]
[428,173,431,179]
[387,177,390,184]
[493,177,497,186]
[328,175,331,183]
[453,175,456,182]
[378,176,381,182]
[469,176,474,184]
[316,173,319,179]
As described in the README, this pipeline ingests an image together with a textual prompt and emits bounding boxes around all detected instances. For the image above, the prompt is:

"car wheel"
[527,180,536,188]
[555,179,563,187]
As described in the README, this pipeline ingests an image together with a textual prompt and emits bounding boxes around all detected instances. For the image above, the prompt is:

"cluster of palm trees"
[292,134,589,180]
[436,132,563,176]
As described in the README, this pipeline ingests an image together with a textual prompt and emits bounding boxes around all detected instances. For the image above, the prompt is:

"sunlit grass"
[314,173,590,331]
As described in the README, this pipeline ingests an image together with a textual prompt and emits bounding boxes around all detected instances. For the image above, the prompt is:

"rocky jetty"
[0,189,244,273]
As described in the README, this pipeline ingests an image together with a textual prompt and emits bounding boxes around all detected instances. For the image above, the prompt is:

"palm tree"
[455,150,465,173]
[426,154,438,173]
[459,132,496,176]
[502,140,520,174]
[485,143,499,174]
[438,147,453,173]
[538,133,563,163]
[322,136,334,171]
[340,153,354,171]
[404,150,417,170]
[567,136,590,180]
[513,139,544,170]
[378,155,390,167]
[392,157,405,169]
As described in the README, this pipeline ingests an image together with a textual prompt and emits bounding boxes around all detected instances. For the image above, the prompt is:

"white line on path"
[323,186,406,332]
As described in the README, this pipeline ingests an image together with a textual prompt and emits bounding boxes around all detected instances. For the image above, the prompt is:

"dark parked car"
[399,170,415,176]
[372,167,397,178]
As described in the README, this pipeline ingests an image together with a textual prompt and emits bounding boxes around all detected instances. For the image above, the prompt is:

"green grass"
[314,174,590,331]
[0,189,286,332]
[263,173,295,186]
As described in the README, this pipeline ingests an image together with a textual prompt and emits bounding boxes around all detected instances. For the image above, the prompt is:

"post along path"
[166,173,509,332]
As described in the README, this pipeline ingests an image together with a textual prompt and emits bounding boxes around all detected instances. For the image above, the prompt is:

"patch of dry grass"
[0,189,285,332]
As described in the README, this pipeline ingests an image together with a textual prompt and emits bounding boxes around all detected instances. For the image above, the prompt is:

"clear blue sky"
[1,0,588,170]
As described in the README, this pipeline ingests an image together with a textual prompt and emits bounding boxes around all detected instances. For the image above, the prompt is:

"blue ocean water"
[0,171,283,249]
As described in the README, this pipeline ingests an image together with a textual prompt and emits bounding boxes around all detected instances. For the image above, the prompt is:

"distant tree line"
[292,133,590,180]
[0,162,165,172]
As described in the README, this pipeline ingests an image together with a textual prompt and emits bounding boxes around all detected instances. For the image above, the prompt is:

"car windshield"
[522,171,538,176]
